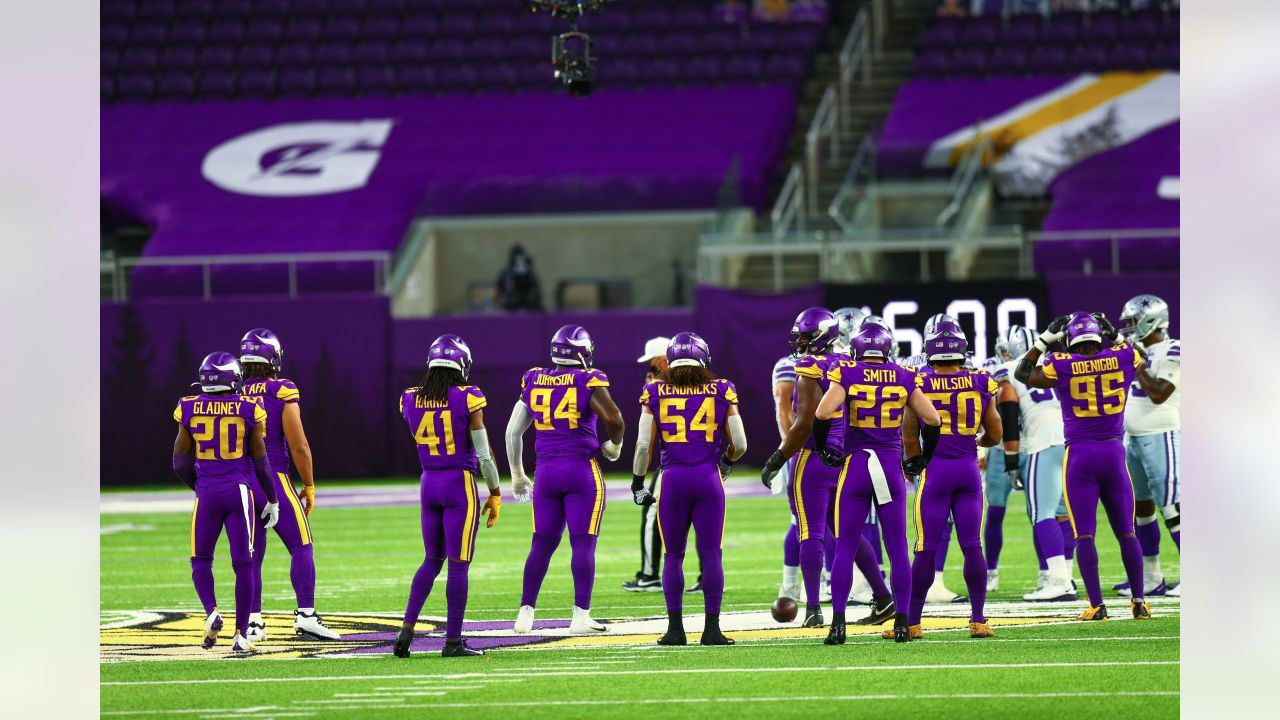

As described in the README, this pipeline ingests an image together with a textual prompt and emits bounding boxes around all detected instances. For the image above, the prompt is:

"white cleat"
[925,582,963,604]
[245,613,267,644]
[569,606,607,634]
[230,633,256,654]
[293,610,341,640]
[1023,579,1078,602]
[778,583,801,602]
[986,570,999,593]
[820,579,833,603]
[201,611,223,649]
[1031,570,1050,593]
[848,574,874,605]
[513,605,536,634]
[1166,582,1181,597]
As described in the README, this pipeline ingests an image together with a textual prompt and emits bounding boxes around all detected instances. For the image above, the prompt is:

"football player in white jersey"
[992,326,1078,601]
[979,340,1015,593]
[1116,294,1181,598]
[773,351,803,602]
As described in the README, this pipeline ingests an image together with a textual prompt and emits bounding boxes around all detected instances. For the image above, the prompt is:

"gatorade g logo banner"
[202,120,394,197]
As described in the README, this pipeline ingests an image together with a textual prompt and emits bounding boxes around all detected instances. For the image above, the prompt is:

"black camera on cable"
[527,1,615,97]
[525,1,613,20]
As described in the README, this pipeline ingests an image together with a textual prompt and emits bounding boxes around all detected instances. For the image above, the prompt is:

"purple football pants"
[909,456,988,624]
[656,464,726,615]
[250,472,315,612]
[403,469,482,639]
[1064,440,1146,607]
[521,458,606,610]
[830,448,912,617]
[189,481,256,635]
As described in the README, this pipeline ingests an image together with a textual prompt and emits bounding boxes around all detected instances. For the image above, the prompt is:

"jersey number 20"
[191,416,245,460]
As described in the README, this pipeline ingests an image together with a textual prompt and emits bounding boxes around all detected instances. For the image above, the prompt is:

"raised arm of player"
[1016,316,1069,388]
[248,423,281,528]
[630,408,657,505]
[469,409,502,528]
[505,401,534,502]
[774,378,795,441]
[590,386,626,447]
[172,425,196,491]
[978,399,1002,449]
[281,402,316,514]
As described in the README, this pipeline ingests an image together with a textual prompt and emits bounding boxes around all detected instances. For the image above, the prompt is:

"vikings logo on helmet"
[995,325,1035,361]
[1065,312,1103,347]
[427,334,474,380]
[240,328,284,372]
[924,321,968,362]
[667,331,711,368]
[1119,294,1170,342]
[789,307,839,358]
[198,352,243,393]
[850,324,894,360]
[550,325,595,368]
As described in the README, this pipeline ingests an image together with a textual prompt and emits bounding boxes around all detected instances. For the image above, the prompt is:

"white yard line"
[102,660,1178,687]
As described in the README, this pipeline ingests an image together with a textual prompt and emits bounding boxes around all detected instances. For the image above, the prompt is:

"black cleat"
[802,605,824,628]
[893,615,912,643]
[854,594,895,626]
[658,612,687,646]
[699,614,735,646]
[622,575,662,592]
[393,626,414,658]
[824,619,846,645]
[441,639,485,657]
[686,578,704,594]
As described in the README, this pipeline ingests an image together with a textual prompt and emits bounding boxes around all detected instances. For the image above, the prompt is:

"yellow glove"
[301,485,315,516]
[482,493,501,528]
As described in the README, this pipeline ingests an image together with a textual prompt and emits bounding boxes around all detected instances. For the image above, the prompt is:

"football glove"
[482,494,501,528]
[761,450,786,490]
[512,474,533,503]
[1036,315,1070,349]
[818,447,844,468]
[1092,312,1118,342]
[1008,467,1024,491]
[261,501,280,530]
[901,454,928,478]
[631,474,654,506]
[301,485,315,516]
[718,456,736,481]
[600,438,623,462]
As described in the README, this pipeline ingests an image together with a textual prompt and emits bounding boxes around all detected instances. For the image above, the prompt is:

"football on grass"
[771,596,798,623]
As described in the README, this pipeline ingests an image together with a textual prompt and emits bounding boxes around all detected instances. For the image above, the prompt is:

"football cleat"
[657,617,687,646]
[1033,570,1051,592]
[778,583,801,602]
[1131,600,1152,620]
[686,578,704,594]
[441,639,485,657]
[245,614,267,644]
[1112,580,1129,592]
[1078,604,1109,621]
[201,611,223,649]
[986,570,999,592]
[1166,582,1180,597]
[802,605,824,628]
[848,574,874,605]
[513,605,536,634]
[230,633,256,654]
[1023,579,1078,602]
[393,626,415,658]
[925,582,966,604]
[969,622,995,638]
[883,617,920,642]
[569,606,606,634]
[294,610,341,640]
[854,594,895,626]
[820,578,833,603]
[824,620,846,645]
[622,576,662,592]
[1117,580,1166,598]
[699,621,735,646]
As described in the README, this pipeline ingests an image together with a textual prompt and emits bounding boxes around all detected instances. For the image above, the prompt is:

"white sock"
[934,570,947,587]
[296,607,314,616]
[1142,556,1162,585]
[249,612,263,623]
[783,565,800,587]
[987,568,998,578]
[1047,555,1070,583]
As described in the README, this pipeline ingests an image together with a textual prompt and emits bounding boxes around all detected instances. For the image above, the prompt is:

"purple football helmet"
[789,307,839,357]
[427,334,473,380]
[550,324,594,367]
[667,331,711,368]
[1065,311,1103,347]
[239,328,283,372]
[924,320,968,362]
[198,351,242,393]
[850,325,895,361]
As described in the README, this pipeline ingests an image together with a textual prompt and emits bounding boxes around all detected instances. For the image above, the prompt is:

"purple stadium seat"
[140,0,177,18]
[367,0,407,12]
[635,7,674,31]
[396,65,438,94]
[781,24,824,51]
[1121,9,1162,43]
[156,72,196,100]
[275,43,314,67]
[117,73,156,102]
[919,22,960,49]
[286,17,325,42]
[1026,45,1068,75]
[330,0,369,13]
[235,69,277,99]
[179,0,215,17]
[1150,44,1179,71]
[130,22,168,45]
[740,28,783,54]
[207,19,247,44]
[723,55,766,83]
[102,2,134,22]
[621,34,659,57]
[102,22,130,46]
[1086,10,1121,45]
[102,47,122,72]
[324,16,362,40]
[357,66,396,96]
[596,59,641,87]
[316,67,358,97]
[217,0,255,17]
[479,11,516,36]
[1108,44,1149,72]
[1067,43,1108,73]
[763,54,806,83]
[293,0,332,16]
[428,38,468,63]
[912,49,951,77]
[244,18,285,43]
[101,74,116,102]
[437,65,479,91]
[1041,13,1083,48]
[236,44,275,69]
[440,15,479,36]
[671,6,710,28]
[1001,14,1040,47]
[277,68,318,98]
[660,32,701,56]
[476,64,519,91]
[314,43,353,66]
[701,29,739,55]
[957,17,999,47]
[686,56,724,85]
[120,47,160,71]
[198,45,237,69]
[467,37,506,61]
[196,69,236,99]
[389,39,430,64]
[507,35,545,61]
[952,48,989,78]
[644,59,683,86]
[168,20,207,45]
[988,46,1028,77]
[399,14,439,37]
[351,40,391,65]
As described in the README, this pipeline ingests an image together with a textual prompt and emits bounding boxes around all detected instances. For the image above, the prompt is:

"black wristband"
[812,417,832,451]
[1003,451,1019,472]
[920,424,941,460]
[998,401,1020,443]
[1014,356,1035,385]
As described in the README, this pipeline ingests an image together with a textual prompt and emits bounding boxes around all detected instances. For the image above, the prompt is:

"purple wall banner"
[1043,122,1179,233]
[102,87,796,259]
[1044,272,1179,338]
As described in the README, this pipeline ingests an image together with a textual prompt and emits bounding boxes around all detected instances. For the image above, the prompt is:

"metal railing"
[1029,228,1180,275]
[102,251,392,301]
[828,131,878,235]
[805,85,840,217]
[837,7,872,139]
[770,162,806,240]
[936,128,992,229]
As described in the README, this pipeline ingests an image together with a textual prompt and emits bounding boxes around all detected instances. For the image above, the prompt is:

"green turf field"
[101,476,1179,718]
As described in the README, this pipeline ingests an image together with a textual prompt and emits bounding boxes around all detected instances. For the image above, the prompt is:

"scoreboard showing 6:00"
[824,280,1048,364]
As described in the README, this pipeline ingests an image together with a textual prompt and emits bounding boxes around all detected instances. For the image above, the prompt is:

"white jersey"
[1124,337,1180,436]
[993,357,1065,455]
[772,355,797,387]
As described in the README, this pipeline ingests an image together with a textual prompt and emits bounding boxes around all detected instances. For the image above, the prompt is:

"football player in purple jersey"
[899,322,1002,639]
[237,329,339,642]
[393,335,502,658]
[172,353,280,654]
[809,324,942,644]
[507,325,626,635]
[631,333,747,645]
[1016,312,1155,620]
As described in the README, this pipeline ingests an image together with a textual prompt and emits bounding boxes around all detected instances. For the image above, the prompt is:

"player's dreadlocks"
[417,367,464,404]
[661,365,716,388]
[242,362,274,380]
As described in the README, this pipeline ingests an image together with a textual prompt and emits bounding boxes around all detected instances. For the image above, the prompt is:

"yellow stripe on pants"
[913,469,928,553]
[792,450,811,540]
[280,473,311,545]
[189,498,199,557]
[461,471,477,561]
[588,459,605,536]
[833,454,851,539]
[1061,446,1077,538]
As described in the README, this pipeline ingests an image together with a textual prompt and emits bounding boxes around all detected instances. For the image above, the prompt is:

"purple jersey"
[239,377,300,473]
[1040,341,1142,444]
[640,378,740,468]
[173,394,267,489]
[520,366,611,460]
[826,359,917,451]
[916,368,999,459]
[794,353,848,453]
[400,384,487,472]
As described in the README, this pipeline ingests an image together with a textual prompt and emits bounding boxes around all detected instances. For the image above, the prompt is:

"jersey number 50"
[1069,372,1127,417]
